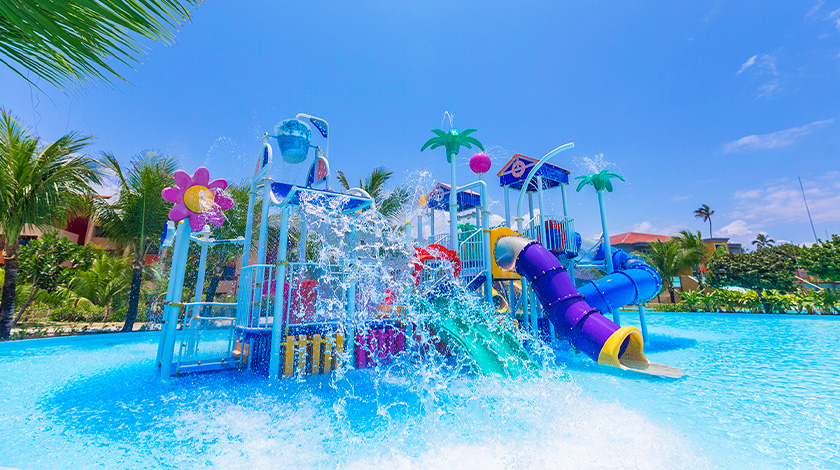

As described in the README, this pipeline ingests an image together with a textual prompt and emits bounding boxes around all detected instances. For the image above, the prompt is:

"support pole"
[598,190,615,274]
[298,208,308,264]
[429,207,435,241]
[560,183,568,217]
[417,212,423,246]
[504,186,511,228]
[236,172,260,328]
[256,174,272,266]
[638,303,649,346]
[157,221,187,365]
[597,189,618,324]
[268,206,291,379]
[345,223,357,366]
[449,154,458,254]
[160,222,191,378]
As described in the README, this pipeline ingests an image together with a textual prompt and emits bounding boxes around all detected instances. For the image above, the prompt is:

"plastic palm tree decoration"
[576,170,626,274]
[574,169,625,192]
[421,128,484,251]
[421,129,484,163]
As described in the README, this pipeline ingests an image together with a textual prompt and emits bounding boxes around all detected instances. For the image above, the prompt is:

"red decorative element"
[411,243,461,285]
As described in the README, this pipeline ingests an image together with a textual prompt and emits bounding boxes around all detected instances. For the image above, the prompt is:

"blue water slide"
[578,247,662,315]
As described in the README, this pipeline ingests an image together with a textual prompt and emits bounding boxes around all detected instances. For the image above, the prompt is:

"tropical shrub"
[661,288,838,314]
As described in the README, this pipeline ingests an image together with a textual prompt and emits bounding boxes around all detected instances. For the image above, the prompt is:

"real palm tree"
[694,204,715,238]
[0,109,101,338]
[752,233,775,249]
[638,240,699,304]
[576,170,625,273]
[676,229,711,282]
[421,128,484,251]
[336,167,410,221]
[0,0,200,88]
[95,151,176,332]
[70,251,133,322]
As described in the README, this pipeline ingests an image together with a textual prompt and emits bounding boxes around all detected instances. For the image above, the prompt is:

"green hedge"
[654,288,839,314]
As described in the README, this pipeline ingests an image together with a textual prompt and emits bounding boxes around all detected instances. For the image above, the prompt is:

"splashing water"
[572,152,618,175]
[440,111,455,130]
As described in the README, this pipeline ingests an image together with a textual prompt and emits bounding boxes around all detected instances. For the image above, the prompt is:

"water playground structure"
[156,114,685,380]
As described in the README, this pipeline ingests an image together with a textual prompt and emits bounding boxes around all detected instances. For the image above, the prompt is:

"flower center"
[184,185,215,213]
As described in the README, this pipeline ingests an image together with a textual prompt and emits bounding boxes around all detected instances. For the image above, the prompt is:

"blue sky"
[2,1,839,247]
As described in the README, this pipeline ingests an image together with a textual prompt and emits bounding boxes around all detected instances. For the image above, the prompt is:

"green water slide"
[416,296,539,378]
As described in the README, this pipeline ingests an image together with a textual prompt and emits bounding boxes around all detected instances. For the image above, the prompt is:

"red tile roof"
[610,232,672,245]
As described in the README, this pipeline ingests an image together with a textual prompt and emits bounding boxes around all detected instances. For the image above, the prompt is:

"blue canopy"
[497,154,570,192]
[426,182,482,212]
[270,183,373,214]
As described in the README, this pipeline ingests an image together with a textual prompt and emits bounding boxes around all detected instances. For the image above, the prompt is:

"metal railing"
[520,214,577,255]
[458,228,485,279]
[174,301,238,372]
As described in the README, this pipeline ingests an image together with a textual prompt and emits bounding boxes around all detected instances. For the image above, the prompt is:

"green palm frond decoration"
[575,170,625,192]
[421,128,484,162]
[0,0,201,89]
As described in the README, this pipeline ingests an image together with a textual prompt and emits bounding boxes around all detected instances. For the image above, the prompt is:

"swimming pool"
[1,313,837,469]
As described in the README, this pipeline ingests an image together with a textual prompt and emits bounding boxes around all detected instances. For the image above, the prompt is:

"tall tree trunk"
[122,263,143,332]
[12,285,39,327]
[668,287,676,304]
[0,243,19,338]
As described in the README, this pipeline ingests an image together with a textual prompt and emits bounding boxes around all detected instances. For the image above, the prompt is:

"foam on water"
[0,332,706,470]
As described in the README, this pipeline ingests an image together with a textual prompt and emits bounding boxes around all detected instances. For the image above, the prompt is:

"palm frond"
[336,170,350,190]
[461,136,485,151]
[421,136,443,152]
[0,0,202,89]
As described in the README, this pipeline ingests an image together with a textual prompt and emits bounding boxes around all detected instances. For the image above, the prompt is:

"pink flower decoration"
[469,153,492,175]
[161,167,233,232]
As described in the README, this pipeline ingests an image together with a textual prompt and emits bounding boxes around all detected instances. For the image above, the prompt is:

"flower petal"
[205,210,225,227]
[192,167,210,187]
[161,187,184,203]
[189,212,206,232]
[207,178,228,191]
[174,170,192,190]
[215,194,234,210]
[169,204,190,222]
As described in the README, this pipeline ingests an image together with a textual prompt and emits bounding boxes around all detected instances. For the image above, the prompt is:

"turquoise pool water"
[1,313,838,469]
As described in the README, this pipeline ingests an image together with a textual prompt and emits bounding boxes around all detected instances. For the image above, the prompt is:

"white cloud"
[670,194,693,202]
[627,220,688,236]
[756,79,783,98]
[723,119,834,153]
[829,8,840,28]
[728,173,840,226]
[718,220,757,248]
[92,167,120,199]
[736,53,777,76]
[737,55,757,74]
[733,189,762,199]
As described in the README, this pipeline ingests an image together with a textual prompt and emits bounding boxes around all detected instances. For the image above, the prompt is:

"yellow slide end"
[597,327,686,378]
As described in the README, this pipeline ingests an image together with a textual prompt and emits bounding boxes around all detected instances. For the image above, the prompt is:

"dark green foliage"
[706,245,798,295]
[14,232,95,325]
[800,234,840,282]
[19,232,94,292]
